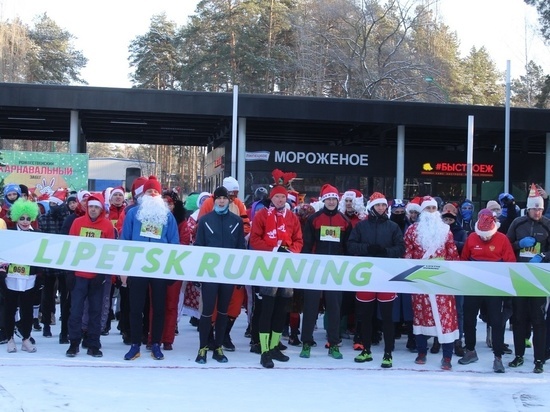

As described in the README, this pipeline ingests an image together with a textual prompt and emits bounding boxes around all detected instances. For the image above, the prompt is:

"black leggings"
[199,282,234,348]
[356,299,394,354]
[129,277,168,345]
[259,295,291,335]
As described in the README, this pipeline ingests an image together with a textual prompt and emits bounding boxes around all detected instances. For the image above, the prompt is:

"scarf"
[263,206,291,248]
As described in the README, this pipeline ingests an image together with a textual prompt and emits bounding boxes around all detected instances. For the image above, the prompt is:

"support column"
[69,110,83,153]
[545,133,550,191]
[237,117,247,201]
[396,125,405,199]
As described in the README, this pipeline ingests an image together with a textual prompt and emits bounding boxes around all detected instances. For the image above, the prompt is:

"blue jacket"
[121,206,179,245]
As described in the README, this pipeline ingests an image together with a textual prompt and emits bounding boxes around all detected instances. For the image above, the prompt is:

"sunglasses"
[19,216,31,221]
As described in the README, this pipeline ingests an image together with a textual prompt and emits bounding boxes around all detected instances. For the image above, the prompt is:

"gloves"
[91,274,106,287]
[193,282,202,288]
[529,254,544,263]
[519,237,536,248]
[367,244,384,256]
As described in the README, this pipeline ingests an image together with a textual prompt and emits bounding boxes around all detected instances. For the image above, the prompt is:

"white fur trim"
[475,221,499,238]
[367,198,387,209]
[421,198,438,211]
[111,188,124,198]
[406,203,422,213]
[321,192,339,202]
[87,200,103,209]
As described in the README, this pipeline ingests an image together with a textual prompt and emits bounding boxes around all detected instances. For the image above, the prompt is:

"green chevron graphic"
[510,268,550,297]
[526,264,550,293]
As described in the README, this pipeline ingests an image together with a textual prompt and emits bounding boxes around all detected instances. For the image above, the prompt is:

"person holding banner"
[459,208,516,373]
[66,193,115,358]
[1,198,41,353]
[121,176,180,362]
[403,196,460,371]
[506,184,550,374]
[250,181,303,369]
[299,184,352,361]
[347,192,405,368]
[193,186,246,364]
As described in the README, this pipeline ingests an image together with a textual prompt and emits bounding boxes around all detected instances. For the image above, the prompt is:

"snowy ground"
[1,312,549,412]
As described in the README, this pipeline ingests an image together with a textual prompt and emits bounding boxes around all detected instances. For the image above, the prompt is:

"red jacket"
[461,231,516,263]
[69,194,116,278]
[250,207,303,253]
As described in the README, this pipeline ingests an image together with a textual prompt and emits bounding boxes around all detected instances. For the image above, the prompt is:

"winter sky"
[1,0,549,88]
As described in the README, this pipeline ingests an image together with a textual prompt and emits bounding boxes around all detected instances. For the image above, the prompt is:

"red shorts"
[356,291,396,303]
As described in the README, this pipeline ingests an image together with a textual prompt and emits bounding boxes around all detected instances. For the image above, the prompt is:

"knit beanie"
[143,176,162,194]
[213,186,229,199]
[526,183,544,210]
[270,185,288,198]
[486,200,501,214]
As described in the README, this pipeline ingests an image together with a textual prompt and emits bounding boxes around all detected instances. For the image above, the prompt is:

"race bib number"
[320,225,341,242]
[80,227,102,238]
[520,243,541,259]
[140,222,162,239]
[8,264,30,277]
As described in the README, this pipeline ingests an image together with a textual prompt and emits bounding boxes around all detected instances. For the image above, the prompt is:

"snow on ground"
[0,312,549,412]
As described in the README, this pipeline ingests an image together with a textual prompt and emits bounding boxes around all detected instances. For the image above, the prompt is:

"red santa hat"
[287,190,299,205]
[320,184,339,202]
[143,175,162,194]
[87,193,105,210]
[526,183,544,209]
[131,176,148,198]
[110,186,125,199]
[270,185,288,198]
[367,192,387,209]
[342,189,363,201]
[77,190,91,203]
[420,196,438,211]
[475,208,500,238]
[406,197,422,214]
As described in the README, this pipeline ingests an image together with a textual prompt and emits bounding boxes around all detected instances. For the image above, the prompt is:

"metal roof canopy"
[0,82,549,152]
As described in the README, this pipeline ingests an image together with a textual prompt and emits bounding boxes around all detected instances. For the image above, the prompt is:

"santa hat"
[48,195,64,206]
[526,183,544,209]
[270,185,288,198]
[110,186,125,199]
[223,176,240,193]
[87,194,105,210]
[406,197,422,214]
[143,176,162,194]
[287,190,299,205]
[342,189,363,200]
[77,190,91,203]
[197,192,211,209]
[131,176,148,198]
[420,196,438,211]
[320,184,339,202]
[367,192,387,209]
[475,208,500,238]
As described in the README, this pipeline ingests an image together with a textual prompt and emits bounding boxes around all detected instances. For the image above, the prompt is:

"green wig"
[10,198,40,222]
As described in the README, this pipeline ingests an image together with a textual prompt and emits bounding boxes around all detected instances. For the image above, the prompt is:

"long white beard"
[136,195,170,226]
[416,211,449,255]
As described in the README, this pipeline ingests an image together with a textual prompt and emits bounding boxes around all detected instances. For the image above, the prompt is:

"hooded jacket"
[69,194,116,279]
